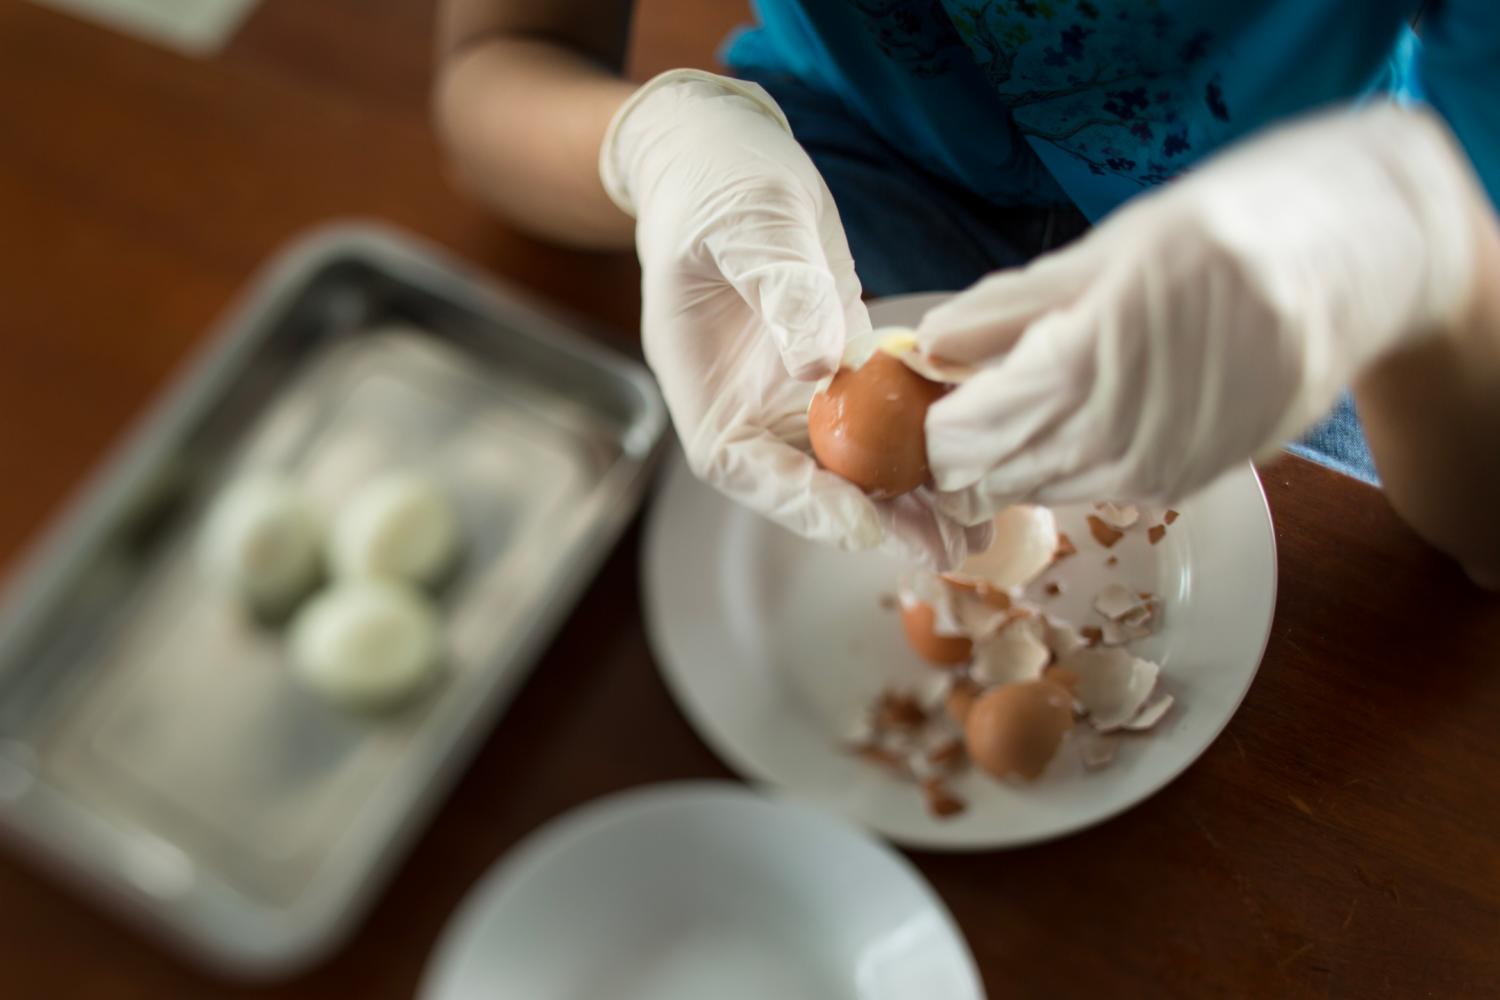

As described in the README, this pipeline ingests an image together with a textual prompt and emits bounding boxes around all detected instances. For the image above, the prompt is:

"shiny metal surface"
[0,224,665,976]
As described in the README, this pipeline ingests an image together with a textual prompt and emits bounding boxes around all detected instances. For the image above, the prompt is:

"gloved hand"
[602,69,986,567]
[917,104,1483,520]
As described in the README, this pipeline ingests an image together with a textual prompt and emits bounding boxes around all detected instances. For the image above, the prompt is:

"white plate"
[419,784,984,1000]
[642,294,1277,850]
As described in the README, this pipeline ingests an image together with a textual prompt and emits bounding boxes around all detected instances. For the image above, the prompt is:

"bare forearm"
[1356,205,1500,588]
[433,1,636,247]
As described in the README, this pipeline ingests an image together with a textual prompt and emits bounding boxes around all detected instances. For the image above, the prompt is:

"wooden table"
[2,1,1498,997]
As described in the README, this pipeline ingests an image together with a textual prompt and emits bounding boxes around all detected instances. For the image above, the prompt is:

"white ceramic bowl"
[420,784,984,1000]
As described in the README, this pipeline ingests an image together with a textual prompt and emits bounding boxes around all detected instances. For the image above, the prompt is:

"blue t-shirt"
[724,1,1499,221]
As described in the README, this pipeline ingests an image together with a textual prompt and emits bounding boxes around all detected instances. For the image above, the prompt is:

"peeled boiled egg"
[808,339,947,498]
[963,679,1074,781]
[199,476,322,612]
[899,598,973,666]
[289,578,439,710]
[330,472,459,585]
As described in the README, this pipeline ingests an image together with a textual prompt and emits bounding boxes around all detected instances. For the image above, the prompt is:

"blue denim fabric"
[744,69,1380,484]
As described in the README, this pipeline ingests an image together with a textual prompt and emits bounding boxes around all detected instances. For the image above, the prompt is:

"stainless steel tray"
[0,223,665,977]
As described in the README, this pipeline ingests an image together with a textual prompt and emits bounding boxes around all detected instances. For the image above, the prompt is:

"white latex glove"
[603,69,986,567]
[918,104,1482,520]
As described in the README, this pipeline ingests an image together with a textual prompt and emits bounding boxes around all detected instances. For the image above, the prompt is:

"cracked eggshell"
[330,472,460,585]
[199,476,323,611]
[1041,616,1087,659]
[970,616,1051,686]
[1125,693,1175,731]
[1094,501,1140,529]
[1077,730,1120,769]
[900,599,973,666]
[949,505,1059,592]
[1093,583,1143,621]
[901,571,966,637]
[963,679,1074,781]
[1061,647,1160,732]
[289,579,440,710]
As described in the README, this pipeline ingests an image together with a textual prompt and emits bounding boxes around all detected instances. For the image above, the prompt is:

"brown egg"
[807,350,946,498]
[963,680,1074,781]
[899,600,972,667]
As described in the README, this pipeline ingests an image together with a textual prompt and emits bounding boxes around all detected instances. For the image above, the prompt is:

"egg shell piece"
[1061,646,1161,732]
[900,571,966,637]
[900,600,974,666]
[950,505,1059,592]
[199,476,323,610]
[330,472,459,585]
[1086,514,1125,548]
[951,588,1026,641]
[1125,693,1175,731]
[289,579,440,710]
[1093,583,1143,621]
[1099,620,1130,646]
[1077,730,1120,769]
[1094,501,1140,529]
[1041,616,1087,659]
[970,617,1052,687]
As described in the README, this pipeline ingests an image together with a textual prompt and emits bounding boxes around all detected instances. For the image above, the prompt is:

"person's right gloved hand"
[601,69,986,568]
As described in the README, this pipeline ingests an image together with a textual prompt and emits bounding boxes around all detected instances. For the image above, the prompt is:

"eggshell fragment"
[1077,730,1120,769]
[1099,620,1130,646]
[289,579,440,710]
[971,617,1051,686]
[1125,693,1175,731]
[921,776,968,818]
[963,680,1074,781]
[1042,616,1088,659]
[900,599,973,666]
[1148,524,1167,545]
[1164,509,1181,525]
[873,690,928,732]
[1061,647,1160,732]
[1094,583,1143,621]
[949,505,1059,591]
[926,735,967,773]
[902,571,966,636]
[330,472,459,585]
[1095,502,1140,529]
[1053,532,1077,562]
[1086,514,1124,548]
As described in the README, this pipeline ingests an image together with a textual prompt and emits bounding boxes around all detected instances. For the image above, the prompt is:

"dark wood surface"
[2,1,1498,997]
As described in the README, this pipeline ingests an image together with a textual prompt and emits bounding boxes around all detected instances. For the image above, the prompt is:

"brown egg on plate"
[899,599,973,666]
[963,679,1074,781]
[807,346,947,498]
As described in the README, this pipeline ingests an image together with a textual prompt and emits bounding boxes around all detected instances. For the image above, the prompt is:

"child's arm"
[433,0,638,247]
[1356,200,1500,589]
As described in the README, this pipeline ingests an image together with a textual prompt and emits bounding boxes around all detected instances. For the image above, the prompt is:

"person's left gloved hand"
[602,69,986,567]
[916,103,1485,521]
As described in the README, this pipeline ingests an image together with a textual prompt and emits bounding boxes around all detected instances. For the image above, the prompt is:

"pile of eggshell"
[846,501,1180,819]
[199,470,460,711]
[805,325,1181,819]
